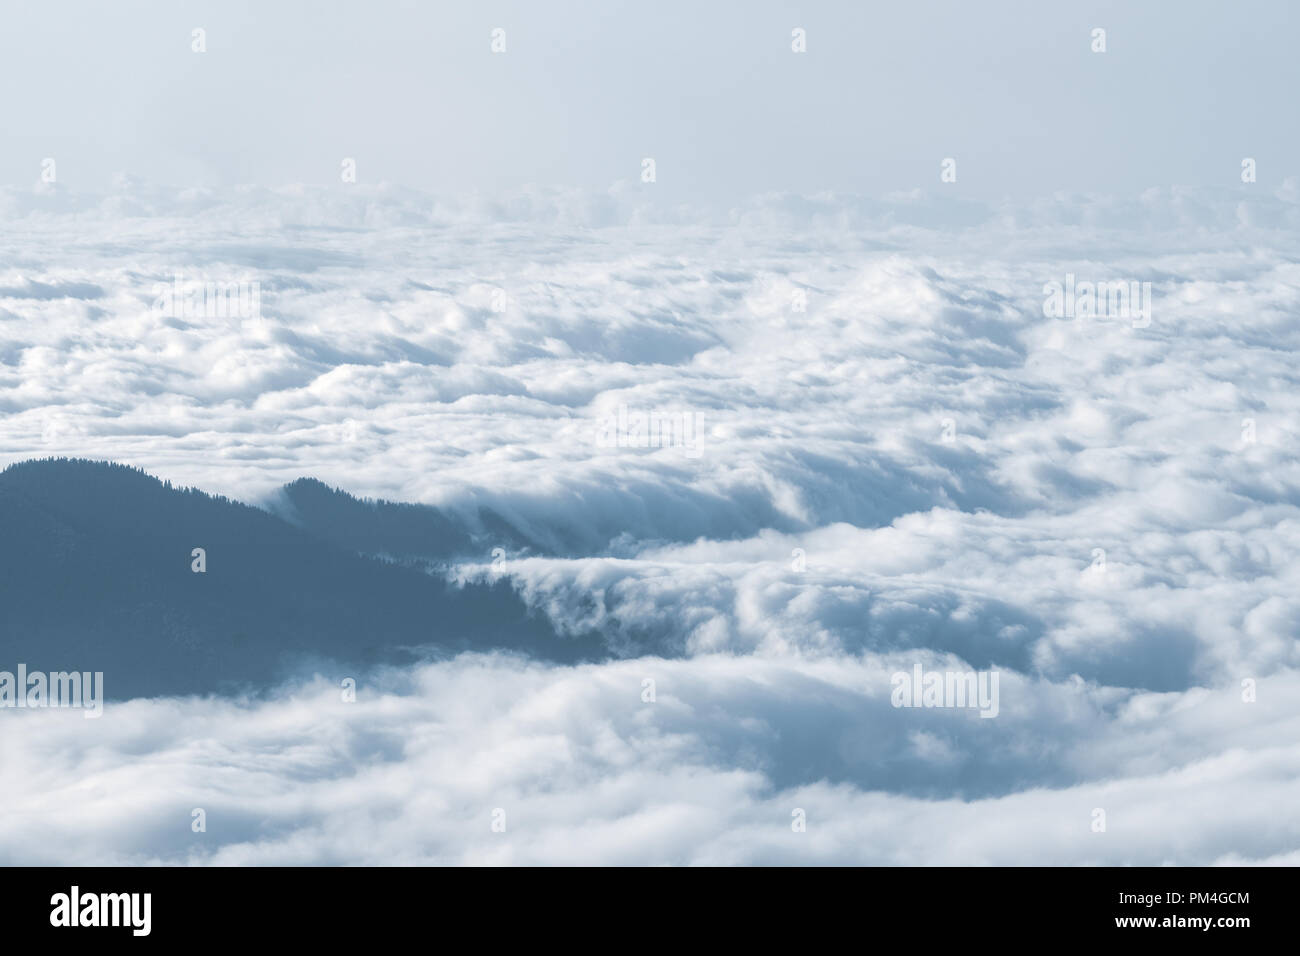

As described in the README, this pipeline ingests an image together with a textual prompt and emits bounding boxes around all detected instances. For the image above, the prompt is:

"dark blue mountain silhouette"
[0,459,604,699]
[272,477,545,562]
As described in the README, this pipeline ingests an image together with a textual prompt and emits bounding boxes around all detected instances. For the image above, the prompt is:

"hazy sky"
[2,0,1297,202]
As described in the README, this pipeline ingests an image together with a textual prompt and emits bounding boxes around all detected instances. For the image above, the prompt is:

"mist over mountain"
[0,459,603,698]
[270,476,547,563]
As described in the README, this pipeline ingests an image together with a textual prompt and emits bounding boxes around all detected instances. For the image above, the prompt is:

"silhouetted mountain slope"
[274,478,476,561]
[272,477,548,562]
[0,459,603,699]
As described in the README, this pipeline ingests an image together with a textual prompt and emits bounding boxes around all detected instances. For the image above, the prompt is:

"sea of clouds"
[2,181,1299,864]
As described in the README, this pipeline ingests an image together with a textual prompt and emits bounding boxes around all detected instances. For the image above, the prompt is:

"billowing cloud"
[2,183,1298,863]
[0,655,1295,865]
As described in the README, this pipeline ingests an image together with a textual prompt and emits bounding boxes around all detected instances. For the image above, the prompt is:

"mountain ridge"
[0,458,604,699]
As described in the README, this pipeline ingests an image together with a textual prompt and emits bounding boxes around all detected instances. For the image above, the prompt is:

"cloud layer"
[2,183,1298,863]
[2,656,1297,865]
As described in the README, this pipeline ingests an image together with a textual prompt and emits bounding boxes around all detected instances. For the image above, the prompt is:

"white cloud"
[2,183,1299,863]
[1,655,1295,865]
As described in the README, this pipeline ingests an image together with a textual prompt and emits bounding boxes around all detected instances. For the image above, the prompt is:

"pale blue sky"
[1,0,1297,201]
